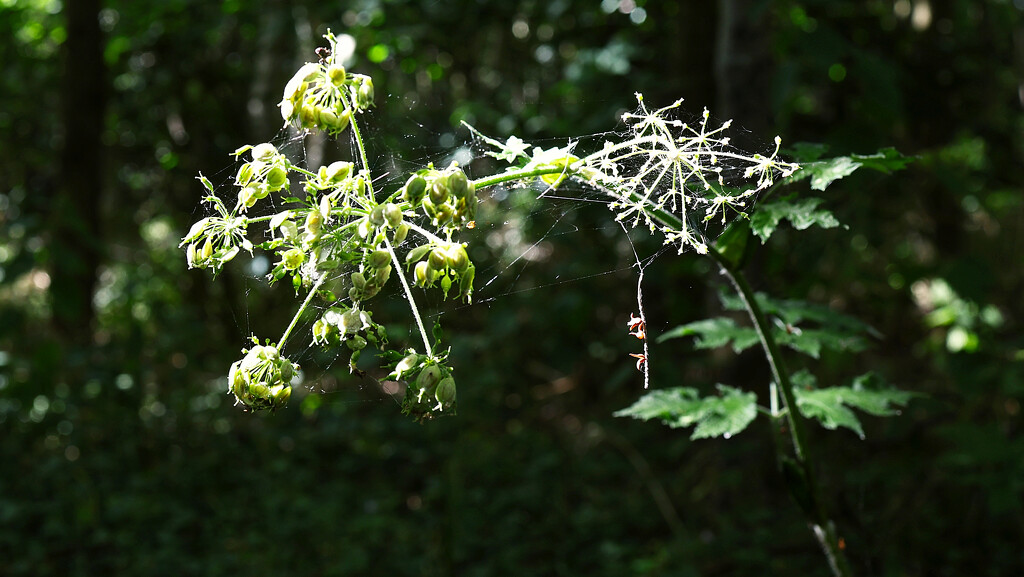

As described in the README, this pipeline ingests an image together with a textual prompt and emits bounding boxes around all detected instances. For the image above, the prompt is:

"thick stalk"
[706,246,851,577]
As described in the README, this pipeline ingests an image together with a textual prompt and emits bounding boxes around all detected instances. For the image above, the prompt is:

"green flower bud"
[252,143,278,162]
[299,105,318,128]
[279,99,295,121]
[373,264,392,285]
[356,78,374,109]
[428,248,447,271]
[395,353,420,378]
[403,175,427,204]
[340,308,363,334]
[405,244,431,265]
[393,222,410,245]
[435,377,456,406]
[369,205,386,227]
[448,168,471,200]
[459,264,475,302]
[187,242,198,267]
[444,243,469,273]
[416,365,442,390]
[271,384,292,409]
[305,210,323,236]
[360,283,381,300]
[368,249,390,268]
[324,161,353,183]
[346,335,367,351]
[429,179,450,205]
[236,162,255,186]
[348,287,361,301]
[434,203,453,225]
[421,197,438,219]
[414,261,431,287]
[279,358,295,382]
[240,185,259,209]
[201,237,214,261]
[250,382,271,400]
[320,107,351,134]
[327,63,347,85]
[350,272,367,290]
[281,248,305,270]
[266,166,288,191]
[383,203,403,228]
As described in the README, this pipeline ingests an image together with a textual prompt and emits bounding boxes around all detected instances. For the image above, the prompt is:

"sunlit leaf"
[785,147,913,191]
[793,371,917,439]
[657,317,759,353]
[749,197,841,243]
[615,385,758,440]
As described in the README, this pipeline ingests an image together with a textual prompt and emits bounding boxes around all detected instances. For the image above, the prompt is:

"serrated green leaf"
[614,387,701,422]
[691,385,759,440]
[615,385,758,440]
[784,147,912,191]
[787,142,830,162]
[775,328,868,359]
[808,157,861,191]
[657,317,759,353]
[749,197,841,243]
[849,148,913,174]
[793,371,917,439]
[795,387,866,438]
[721,293,880,338]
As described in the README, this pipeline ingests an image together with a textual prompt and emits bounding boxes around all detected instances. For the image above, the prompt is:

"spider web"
[196,102,776,410]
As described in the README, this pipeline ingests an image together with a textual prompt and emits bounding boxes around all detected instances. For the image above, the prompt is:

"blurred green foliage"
[1,0,1022,575]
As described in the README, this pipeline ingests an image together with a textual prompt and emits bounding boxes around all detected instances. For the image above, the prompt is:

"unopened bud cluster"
[228,342,297,411]
[401,165,477,229]
[279,32,374,136]
[389,352,457,421]
[234,143,291,212]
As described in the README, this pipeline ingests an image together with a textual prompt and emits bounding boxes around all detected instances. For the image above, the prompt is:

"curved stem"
[385,236,432,356]
[706,245,851,577]
[277,271,329,350]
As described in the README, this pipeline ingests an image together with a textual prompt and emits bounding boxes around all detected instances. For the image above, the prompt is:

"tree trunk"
[52,0,105,342]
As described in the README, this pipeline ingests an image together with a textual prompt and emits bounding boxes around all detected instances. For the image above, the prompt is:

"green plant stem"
[385,236,432,356]
[277,272,329,350]
[406,221,446,245]
[349,112,375,197]
[706,245,852,577]
[472,166,578,189]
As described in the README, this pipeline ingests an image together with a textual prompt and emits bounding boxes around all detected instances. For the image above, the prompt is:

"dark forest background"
[2,0,1022,575]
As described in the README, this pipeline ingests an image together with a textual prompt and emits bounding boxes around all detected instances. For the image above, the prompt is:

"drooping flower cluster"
[228,341,297,411]
[279,31,374,135]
